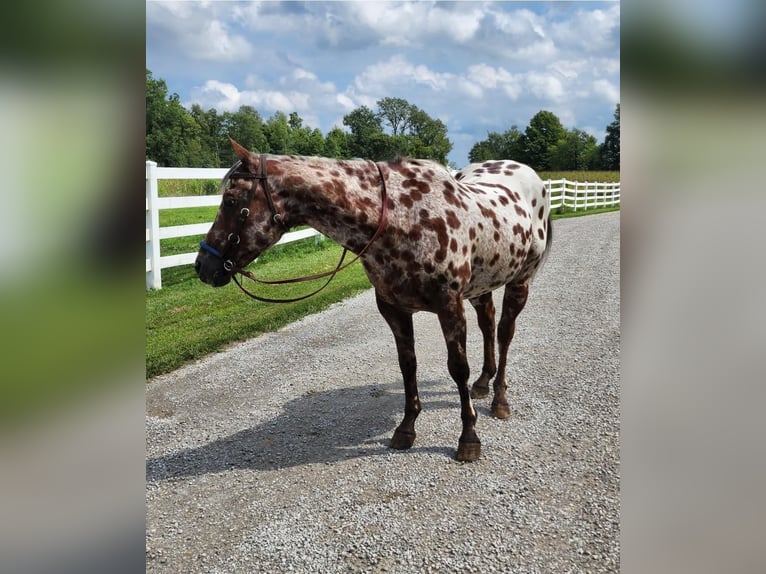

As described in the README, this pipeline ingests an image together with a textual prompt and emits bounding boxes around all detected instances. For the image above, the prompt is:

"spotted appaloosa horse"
[196,139,552,461]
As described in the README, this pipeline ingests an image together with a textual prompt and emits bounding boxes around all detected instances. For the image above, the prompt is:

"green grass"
[551,204,620,218]
[538,170,620,183]
[146,239,371,379]
[159,179,220,197]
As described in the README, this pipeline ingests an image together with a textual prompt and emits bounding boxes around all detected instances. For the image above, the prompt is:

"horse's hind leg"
[437,295,481,461]
[492,282,529,419]
[376,292,420,450]
[468,292,497,399]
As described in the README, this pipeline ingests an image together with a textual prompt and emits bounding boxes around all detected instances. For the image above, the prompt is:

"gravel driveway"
[146,211,620,573]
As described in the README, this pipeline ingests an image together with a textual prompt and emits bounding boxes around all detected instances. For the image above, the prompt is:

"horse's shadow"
[146,380,460,482]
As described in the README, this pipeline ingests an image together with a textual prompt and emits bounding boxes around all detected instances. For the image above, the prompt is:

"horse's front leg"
[468,292,497,399]
[437,296,481,461]
[376,292,420,450]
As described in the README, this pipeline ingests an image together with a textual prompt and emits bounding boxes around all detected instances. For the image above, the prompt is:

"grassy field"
[538,170,620,183]
[147,171,619,379]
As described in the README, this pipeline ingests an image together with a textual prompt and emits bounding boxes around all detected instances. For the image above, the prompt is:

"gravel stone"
[147,212,620,573]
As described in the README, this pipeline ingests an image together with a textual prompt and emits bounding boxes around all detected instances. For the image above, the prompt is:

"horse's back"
[455,160,545,206]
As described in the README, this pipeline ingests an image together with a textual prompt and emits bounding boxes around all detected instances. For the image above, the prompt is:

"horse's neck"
[276,157,383,252]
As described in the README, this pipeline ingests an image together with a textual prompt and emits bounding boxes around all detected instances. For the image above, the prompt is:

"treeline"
[469,106,620,170]
[146,69,452,167]
[147,68,619,171]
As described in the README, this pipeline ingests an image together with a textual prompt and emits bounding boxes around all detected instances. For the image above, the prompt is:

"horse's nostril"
[194,260,201,273]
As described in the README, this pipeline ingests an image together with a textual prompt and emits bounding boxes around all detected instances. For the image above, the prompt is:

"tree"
[376,97,413,136]
[468,126,525,163]
[324,126,350,159]
[521,111,566,170]
[343,100,453,163]
[190,105,224,166]
[407,106,452,164]
[265,111,290,154]
[146,69,206,166]
[549,128,599,170]
[343,106,384,158]
[599,103,620,170]
[220,106,270,164]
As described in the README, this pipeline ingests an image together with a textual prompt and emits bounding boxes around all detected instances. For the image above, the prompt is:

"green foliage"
[548,128,600,171]
[468,106,621,171]
[146,68,616,171]
[343,98,452,164]
[468,126,524,163]
[600,104,620,170]
[523,110,567,170]
[538,171,620,183]
[158,179,220,197]
[146,69,210,166]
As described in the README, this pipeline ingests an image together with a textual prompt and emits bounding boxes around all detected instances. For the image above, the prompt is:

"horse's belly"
[462,234,530,298]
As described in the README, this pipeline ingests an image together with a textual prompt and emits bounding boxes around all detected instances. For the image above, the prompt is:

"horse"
[195,139,552,461]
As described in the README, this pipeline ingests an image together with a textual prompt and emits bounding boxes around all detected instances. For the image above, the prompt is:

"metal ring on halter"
[240,208,250,218]
[223,260,235,272]
[228,233,240,245]
[273,213,283,225]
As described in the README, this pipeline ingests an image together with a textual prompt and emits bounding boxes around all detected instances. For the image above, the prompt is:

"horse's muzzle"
[195,250,232,287]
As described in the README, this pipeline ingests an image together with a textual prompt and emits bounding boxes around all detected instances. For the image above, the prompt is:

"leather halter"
[201,156,389,304]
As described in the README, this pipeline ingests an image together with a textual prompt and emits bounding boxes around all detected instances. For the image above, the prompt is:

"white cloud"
[456,78,484,100]
[524,72,566,103]
[351,55,454,95]
[188,80,310,113]
[190,80,241,110]
[552,5,620,56]
[147,3,252,62]
[467,64,514,89]
[592,79,620,104]
[346,2,484,47]
[335,93,356,111]
[195,20,252,62]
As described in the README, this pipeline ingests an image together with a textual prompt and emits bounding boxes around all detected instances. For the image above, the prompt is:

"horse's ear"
[229,137,254,162]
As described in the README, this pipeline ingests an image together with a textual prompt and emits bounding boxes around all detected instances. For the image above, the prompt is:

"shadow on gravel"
[147,380,462,482]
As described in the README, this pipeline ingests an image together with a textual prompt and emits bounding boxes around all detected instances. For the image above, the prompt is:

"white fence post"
[146,161,162,290]
[574,181,580,211]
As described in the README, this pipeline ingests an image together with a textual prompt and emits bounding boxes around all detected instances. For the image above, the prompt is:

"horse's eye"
[223,197,236,208]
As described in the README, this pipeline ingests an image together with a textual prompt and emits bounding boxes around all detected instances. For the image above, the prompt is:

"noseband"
[200,156,389,303]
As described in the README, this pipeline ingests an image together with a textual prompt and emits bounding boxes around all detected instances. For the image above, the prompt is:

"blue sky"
[146,1,620,166]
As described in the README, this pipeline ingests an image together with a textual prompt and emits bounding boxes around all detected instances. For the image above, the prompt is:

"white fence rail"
[146,161,619,290]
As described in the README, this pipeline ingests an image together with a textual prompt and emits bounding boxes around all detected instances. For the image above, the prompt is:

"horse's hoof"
[390,430,416,450]
[470,384,489,399]
[456,440,481,462]
[491,403,511,419]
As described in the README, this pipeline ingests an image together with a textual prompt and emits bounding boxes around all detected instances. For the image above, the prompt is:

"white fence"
[146,160,620,290]
[545,178,621,212]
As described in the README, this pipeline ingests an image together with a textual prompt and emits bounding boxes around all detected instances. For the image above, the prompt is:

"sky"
[146,1,620,167]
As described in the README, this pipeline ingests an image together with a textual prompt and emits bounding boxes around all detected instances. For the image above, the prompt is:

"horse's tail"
[531,214,553,282]
[545,213,553,257]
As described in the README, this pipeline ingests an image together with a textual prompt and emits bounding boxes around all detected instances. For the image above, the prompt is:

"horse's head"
[195,139,288,287]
